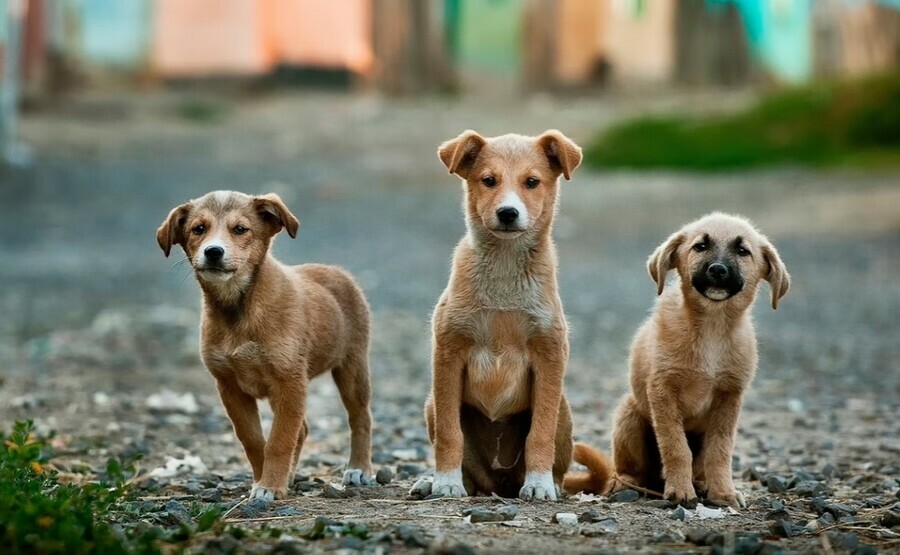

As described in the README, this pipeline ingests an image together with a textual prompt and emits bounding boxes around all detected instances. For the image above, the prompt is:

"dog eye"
[736,246,750,256]
[233,225,248,235]
[692,242,708,252]
[525,177,540,189]
[192,224,206,236]
[482,176,496,187]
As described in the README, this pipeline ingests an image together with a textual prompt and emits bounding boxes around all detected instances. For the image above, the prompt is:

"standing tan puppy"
[611,213,790,508]
[157,191,373,501]
[410,130,612,501]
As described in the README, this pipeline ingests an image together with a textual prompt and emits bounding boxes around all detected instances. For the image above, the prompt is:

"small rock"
[819,512,836,525]
[767,475,788,493]
[821,463,838,479]
[375,467,393,485]
[200,488,222,503]
[643,499,674,510]
[609,489,640,503]
[793,469,817,482]
[239,497,272,519]
[464,505,518,523]
[878,510,900,528]
[686,528,712,545]
[830,532,859,550]
[765,509,790,521]
[671,506,687,521]
[578,509,602,523]
[792,480,830,497]
[552,512,578,526]
[321,484,345,499]
[768,520,794,538]
[274,506,302,517]
[824,503,856,518]
[395,524,428,548]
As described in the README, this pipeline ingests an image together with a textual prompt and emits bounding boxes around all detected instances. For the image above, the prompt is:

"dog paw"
[408,477,433,498]
[519,471,558,501]
[249,483,285,502]
[664,480,698,508]
[431,469,467,497]
[342,468,373,487]
[707,488,746,509]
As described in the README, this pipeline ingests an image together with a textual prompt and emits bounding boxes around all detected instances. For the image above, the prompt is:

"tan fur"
[611,213,790,508]
[157,191,373,500]
[419,130,611,500]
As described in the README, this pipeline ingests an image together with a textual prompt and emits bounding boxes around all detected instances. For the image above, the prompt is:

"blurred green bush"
[584,73,900,170]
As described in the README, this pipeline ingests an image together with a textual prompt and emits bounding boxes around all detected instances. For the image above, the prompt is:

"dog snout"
[706,262,729,281]
[496,207,519,225]
[204,245,225,263]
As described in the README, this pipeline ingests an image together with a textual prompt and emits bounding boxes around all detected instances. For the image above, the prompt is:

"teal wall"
[80,0,152,67]
[451,0,522,73]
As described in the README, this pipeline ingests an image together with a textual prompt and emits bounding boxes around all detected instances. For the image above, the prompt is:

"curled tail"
[563,442,613,495]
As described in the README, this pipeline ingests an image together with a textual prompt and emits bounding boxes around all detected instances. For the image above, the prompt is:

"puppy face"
[157,191,299,289]
[438,130,582,240]
[648,213,790,309]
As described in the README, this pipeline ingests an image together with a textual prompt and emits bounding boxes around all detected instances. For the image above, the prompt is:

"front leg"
[521,334,567,501]
[429,338,468,497]
[703,391,745,508]
[648,381,697,507]
[253,378,307,501]
[216,379,266,482]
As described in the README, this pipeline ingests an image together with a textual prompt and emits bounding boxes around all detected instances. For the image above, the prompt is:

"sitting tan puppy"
[612,213,790,508]
[157,191,373,500]
[411,130,612,501]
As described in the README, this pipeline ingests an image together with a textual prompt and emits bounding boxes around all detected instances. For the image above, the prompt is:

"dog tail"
[563,442,613,495]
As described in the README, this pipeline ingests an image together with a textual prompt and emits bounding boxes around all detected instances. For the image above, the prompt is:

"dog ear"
[156,203,191,257]
[438,130,486,179]
[537,130,583,180]
[761,243,790,310]
[647,231,685,296]
[254,193,300,238]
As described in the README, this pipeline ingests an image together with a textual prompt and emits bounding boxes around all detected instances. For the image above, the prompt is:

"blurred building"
[1,0,899,96]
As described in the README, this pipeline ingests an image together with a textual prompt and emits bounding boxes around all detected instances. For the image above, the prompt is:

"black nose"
[707,263,729,280]
[204,246,224,262]
[496,207,519,225]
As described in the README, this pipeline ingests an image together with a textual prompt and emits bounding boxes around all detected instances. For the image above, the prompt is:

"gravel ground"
[1,90,899,553]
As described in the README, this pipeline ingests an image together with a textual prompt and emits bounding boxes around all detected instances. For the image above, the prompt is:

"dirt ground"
[1,90,899,554]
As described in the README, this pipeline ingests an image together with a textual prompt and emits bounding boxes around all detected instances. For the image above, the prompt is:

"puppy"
[411,130,612,501]
[611,213,790,508]
[157,191,373,500]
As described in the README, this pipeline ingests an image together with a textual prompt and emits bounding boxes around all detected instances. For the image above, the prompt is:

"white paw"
[519,471,558,501]
[342,468,372,486]
[409,477,433,497]
[432,469,467,497]
[249,484,277,502]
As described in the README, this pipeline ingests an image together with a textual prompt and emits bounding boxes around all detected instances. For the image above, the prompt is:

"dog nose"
[496,207,519,225]
[707,263,729,280]
[204,246,225,262]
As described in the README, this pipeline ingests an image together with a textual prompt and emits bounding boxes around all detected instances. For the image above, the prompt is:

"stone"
[465,505,518,523]
[671,506,687,521]
[375,466,393,485]
[552,513,579,526]
[766,475,788,493]
[609,489,640,503]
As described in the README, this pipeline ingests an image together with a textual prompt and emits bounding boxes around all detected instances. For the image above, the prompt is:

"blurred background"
[0,0,898,500]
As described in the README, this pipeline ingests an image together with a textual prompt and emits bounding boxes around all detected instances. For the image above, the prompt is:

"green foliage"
[584,73,900,170]
[0,421,225,555]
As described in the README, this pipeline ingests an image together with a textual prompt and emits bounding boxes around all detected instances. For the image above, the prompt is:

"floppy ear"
[254,193,300,238]
[156,203,191,257]
[537,130,583,180]
[438,130,486,179]
[761,243,790,310]
[647,231,685,296]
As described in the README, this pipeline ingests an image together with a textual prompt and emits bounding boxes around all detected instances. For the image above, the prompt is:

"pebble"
[822,463,838,478]
[643,499,674,510]
[200,488,222,503]
[824,502,856,518]
[321,484,345,499]
[238,498,272,519]
[578,509,602,523]
[395,524,428,548]
[768,520,794,538]
[464,505,518,523]
[375,467,393,485]
[274,506,302,517]
[767,475,788,493]
[552,513,579,526]
[609,489,640,503]
[878,510,900,528]
[792,480,830,497]
[164,500,192,526]
[671,506,687,521]
[765,509,790,521]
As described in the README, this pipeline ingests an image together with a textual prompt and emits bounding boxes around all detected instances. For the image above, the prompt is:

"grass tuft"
[584,73,900,171]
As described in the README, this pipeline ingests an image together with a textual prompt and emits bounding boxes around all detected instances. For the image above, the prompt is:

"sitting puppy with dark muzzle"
[610,212,790,508]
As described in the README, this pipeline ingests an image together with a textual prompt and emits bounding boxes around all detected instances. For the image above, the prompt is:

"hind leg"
[611,394,652,492]
[332,353,373,485]
[552,397,574,492]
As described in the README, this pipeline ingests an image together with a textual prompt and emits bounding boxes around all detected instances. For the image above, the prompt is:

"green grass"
[584,73,900,171]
